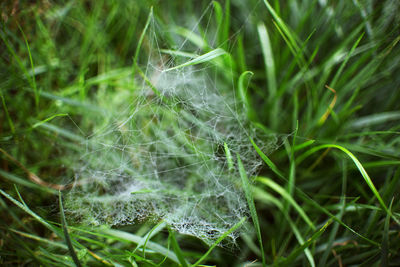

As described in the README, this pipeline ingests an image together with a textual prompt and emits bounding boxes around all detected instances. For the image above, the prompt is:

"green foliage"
[1,0,400,266]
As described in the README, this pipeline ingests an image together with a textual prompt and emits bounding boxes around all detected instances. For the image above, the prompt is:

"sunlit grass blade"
[101,228,181,265]
[32,113,68,129]
[224,142,234,171]
[164,48,227,71]
[296,144,397,223]
[237,154,266,266]
[257,22,278,129]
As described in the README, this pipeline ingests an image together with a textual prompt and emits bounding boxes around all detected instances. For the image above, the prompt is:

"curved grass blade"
[296,144,397,223]
[164,48,227,72]
[191,217,246,267]
[256,177,315,230]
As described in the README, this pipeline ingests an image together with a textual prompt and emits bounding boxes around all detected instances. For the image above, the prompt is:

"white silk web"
[65,5,286,245]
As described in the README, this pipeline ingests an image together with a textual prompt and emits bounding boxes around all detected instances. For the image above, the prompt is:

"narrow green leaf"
[256,177,315,230]
[237,154,266,266]
[164,48,227,72]
[257,22,278,129]
[32,113,68,129]
[224,142,234,171]
[250,138,285,179]
[296,144,396,223]
[281,219,332,266]
[133,7,153,74]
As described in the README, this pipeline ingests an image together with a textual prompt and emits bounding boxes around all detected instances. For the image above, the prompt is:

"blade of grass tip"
[191,217,246,267]
[237,154,266,266]
[132,6,153,75]
[0,92,15,134]
[256,177,315,230]
[294,139,315,152]
[59,191,82,267]
[224,142,234,171]
[17,23,39,110]
[164,48,227,72]
[250,138,285,180]
[238,71,254,118]
[280,219,332,266]
[168,228,189,267]
[381,198,393,267]
[32,113,68,129]
[257,22,278,130]
[297,144,397,224]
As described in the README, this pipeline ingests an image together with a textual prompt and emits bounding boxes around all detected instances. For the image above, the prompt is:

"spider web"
[65,3,286,245]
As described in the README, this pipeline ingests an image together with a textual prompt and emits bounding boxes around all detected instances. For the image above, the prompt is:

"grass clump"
[1,0,400,266]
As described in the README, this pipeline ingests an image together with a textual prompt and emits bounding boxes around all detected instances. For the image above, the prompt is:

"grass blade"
[191,217,246,267]
[297,144,397,223]
[59,191,82,267]
[250,138,285,179]
[258,22,278,129]
[280,219,332,266]
[168,228,189,267]
[237,154,266,266]
[256,177,315,230]
[164,48,227,71]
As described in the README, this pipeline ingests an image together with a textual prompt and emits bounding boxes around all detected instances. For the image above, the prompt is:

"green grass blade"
[132,6,153,74]
[0,188,58,233]
[101,228,181,265]
[224,142,234,171]
[250,138,285,179]
[191,217,246,267]
[256,176,315,230]
[257,22,278,129]
[164,48,227,71]
[168,228,189,267]
[280,219,332,266]
[238,71,254,119]
[32,113,68,129]
[297,144,397,223]
[237,154,266,266]
[59,191,82,267]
